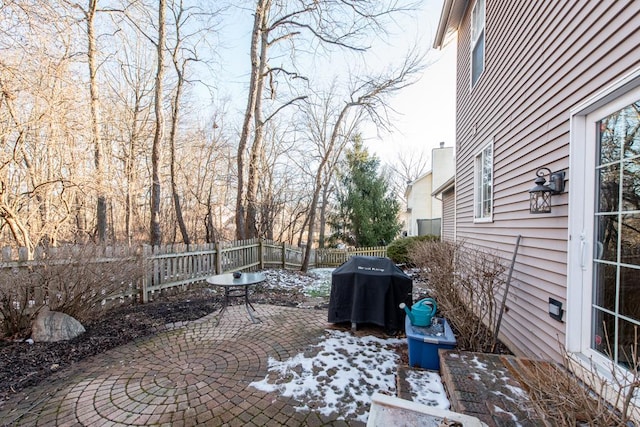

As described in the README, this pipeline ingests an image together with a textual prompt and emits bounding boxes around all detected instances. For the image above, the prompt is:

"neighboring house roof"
[433,0,468,49]
[431,176,455,197]
[410,170,433,186]
[404,170,432,199]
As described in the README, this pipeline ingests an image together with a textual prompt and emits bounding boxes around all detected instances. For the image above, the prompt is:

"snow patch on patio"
[404,370,450,409]
[251,329,450,422]
[250,330,401,421]
[493,404,521,425]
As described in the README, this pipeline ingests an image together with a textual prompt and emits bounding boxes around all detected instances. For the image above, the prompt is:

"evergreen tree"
[329,136,402,247]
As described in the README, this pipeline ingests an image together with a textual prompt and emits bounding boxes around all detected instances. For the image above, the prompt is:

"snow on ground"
[250,329,450,423]
[255,267,452,422]
[404,370,450,409]
[262,268,333,297]
[304,268,334,296]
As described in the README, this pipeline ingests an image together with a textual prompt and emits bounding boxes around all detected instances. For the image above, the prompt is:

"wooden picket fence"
[0,240,387,306]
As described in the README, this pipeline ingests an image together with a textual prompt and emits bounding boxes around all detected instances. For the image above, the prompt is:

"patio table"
[206,272,266,323]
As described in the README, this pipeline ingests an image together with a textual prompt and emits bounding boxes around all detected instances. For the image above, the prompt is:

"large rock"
[31,307,85,342]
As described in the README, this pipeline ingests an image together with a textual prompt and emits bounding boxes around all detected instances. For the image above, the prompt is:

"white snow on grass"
[404,369,451,409]
[262,268,334,297]
[302,268,333,297]
[250,330,405,423]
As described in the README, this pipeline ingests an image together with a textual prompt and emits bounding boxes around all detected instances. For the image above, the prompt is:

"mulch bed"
[0,283,309,403]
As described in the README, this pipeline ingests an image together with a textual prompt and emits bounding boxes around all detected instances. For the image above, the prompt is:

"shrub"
[0,267,37,338]
[0,245,144,339]
[40,246,143,321]
[409,240,506,352]
[387,235,439,265]
[410,240,640,423]
[517,344,640,425]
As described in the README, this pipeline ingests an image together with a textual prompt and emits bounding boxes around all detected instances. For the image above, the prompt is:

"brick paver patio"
[0,305,358,426]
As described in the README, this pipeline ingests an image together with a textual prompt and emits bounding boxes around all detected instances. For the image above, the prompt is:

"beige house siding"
[448,0,640,361]
[405,172,436,236]
[442,188,455,242]
[404,145,454,237]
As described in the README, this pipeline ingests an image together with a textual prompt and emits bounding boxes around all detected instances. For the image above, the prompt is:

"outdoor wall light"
[529,168,565,214]
[548,298,564,322]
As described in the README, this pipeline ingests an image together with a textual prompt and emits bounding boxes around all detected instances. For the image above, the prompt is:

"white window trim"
[473,141,493,223]
[470,0,485,89]
[567,66,640,386]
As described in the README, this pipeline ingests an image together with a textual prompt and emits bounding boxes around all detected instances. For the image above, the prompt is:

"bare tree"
[150,0,166,246]
[300,52,424,271]
[0,2,85,253]
[0,0,426,251]
[63,0,125,243]
[236,0,419,240]
[235,0,268,240]
[251,122,313,241]
[0,73,37,254]
[386,148,430,207]
[166,1,190,244]
[85,0,107,242]
[104,35,155,245]
[165,0,222,244]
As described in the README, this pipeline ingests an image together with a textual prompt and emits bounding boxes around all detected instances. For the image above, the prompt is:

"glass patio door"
[590,97,640,368]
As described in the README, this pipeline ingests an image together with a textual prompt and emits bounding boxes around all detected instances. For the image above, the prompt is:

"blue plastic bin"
[405,316,456,371]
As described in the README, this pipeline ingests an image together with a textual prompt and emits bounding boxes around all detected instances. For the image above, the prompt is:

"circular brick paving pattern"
[0,305,360,426]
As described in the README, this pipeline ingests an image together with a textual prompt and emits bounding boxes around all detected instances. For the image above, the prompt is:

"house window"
[474,142,493,221]
[471,0,485,87]
[568,71,640,375]
[591,98,640,368]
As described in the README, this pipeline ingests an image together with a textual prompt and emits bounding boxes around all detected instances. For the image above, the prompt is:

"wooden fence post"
[281,243,286,269]
[142,245,150,303]
[18,247,29,261]
[1,246,11,262]
[215,241,222,274]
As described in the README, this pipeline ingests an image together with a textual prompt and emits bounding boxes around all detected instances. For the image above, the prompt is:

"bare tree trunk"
[124,99,141,246]
[245,7,270,239]
[297,213,309,249]
[301,104,350,271]
[205,190,216,244]
[0,183,33,256]
[261,163,275,240]
[236,0,270,240]
[318,183,331,248]
[86,0,107,243]
[170,150,189,244]
[75,192,87,242]
[168,5,190,245]
[150,0,166,246]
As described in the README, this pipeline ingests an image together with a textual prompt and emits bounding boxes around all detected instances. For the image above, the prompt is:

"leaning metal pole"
[492,234,522,353]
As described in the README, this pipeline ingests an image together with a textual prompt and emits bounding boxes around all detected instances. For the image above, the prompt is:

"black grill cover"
[328,256,412,332]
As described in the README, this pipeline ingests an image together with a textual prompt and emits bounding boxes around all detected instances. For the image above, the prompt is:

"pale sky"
[362,0,457,165]
[215,0,457,167]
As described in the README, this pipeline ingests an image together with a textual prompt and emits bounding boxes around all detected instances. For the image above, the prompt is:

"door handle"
[580,234,587,271]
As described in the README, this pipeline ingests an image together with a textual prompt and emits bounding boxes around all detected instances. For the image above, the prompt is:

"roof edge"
[433,0,468,49]
[431,175,455,196]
